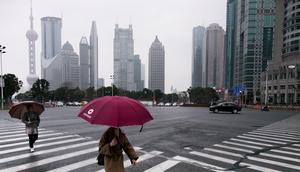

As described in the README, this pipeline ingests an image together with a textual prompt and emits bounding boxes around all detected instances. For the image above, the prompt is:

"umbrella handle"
[139,125,144,132]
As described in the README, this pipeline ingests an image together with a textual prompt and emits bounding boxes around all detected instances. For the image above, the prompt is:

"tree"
[1,73,23,103]
[15,91,32,101]
[153,89,164,102]
[85,87,96,101]
[188,87,218,105]
[31,79,49,102]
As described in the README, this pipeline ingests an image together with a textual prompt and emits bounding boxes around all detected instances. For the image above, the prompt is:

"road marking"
[249,131,300,140]
[214,144,254,153]
[223,141,263,149]
[240,162,281,172]
[260,152,300,163]
[46,158,98,172]
[0,126,24,130]
[252,129,300,137]
[0,137,85,155]
[0,128,46,136]
[144,158,180,172]
[0,147,97,172]
[237,135,286,144]
[48,147,142,172]
[0,127,25,132]
[261,127,300,133]
[257,129,300,135]
[0,135,76,149]
[247,156,300,170]
[0,141,98,164]
[256,129,300,136]
[0,132,63,143]
[96,150,163,172]
[173,156,227,172]
[204,148,243,158]
[0,130,52,139]
[243,133,299,143]
[271,149,300,156]
[230,138,274,147]
[282,146,300,152]
[190,151,236,164]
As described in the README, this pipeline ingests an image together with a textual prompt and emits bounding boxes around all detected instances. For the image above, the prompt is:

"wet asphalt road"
[0,106,298,171]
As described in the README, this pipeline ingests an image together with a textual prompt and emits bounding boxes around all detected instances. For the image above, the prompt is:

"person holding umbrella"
[99,127,138,172]
[78,96,153,171]
[21,104,40,152]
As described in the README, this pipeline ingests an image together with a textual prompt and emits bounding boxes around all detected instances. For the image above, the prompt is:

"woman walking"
[99,127,139,172]
[22,104,40,152]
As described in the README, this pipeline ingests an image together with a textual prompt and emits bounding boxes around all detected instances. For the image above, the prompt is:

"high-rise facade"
[261,0,300,105]
[79,36,90,90]
[89,21,98,90]
[113,24,135,91]
[41,17,62,79]
[225,0,237,89]
[141,64,145,90]
[26,2,39,87]
[233,0,275,103]
[133,55,143,91]
[206,23,225,89]
[191,26,206,88]
[148,36,165,92]
[44,42,80,90]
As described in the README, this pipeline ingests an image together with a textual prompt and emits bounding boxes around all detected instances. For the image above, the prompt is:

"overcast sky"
[0,0,226,93]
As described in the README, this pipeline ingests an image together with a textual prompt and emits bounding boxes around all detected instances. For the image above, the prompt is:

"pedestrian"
[21,104,40,152]
[99,127,139,172]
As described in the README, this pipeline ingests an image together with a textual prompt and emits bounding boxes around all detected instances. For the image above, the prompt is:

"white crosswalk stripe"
[1,120,300,172]
[0,137,85,155]
[0,135,77,149]
[0,128,46,136]
[143,158,180,172]
[0,130,52,139]
[250,130,300,139]
[0,147,97,172]
[242,133,299,142]
[96,151,163,172]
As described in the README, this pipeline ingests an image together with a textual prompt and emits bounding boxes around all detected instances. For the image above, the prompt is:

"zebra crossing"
[0,119,300,172]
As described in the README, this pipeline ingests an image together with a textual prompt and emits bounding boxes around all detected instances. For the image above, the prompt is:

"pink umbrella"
[78,96,153,129]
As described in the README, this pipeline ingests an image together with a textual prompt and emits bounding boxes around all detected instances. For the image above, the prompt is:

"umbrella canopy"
[78,96,153,128]
[9,101,45,119]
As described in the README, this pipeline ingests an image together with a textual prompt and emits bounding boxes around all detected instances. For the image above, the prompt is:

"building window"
[280,85,286,89]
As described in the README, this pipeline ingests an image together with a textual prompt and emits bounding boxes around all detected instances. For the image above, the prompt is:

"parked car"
[66,102,74,106]
[209,102,242,114]
[158,102,164,106]
[73,102,81,106]
[165,103,172,106]
[172,102,177,106]
[56,101,64,107]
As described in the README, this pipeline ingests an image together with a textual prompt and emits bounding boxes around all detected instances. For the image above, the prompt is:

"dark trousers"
[28,134,38,148]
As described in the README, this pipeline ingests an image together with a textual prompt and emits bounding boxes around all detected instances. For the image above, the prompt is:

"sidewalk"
[246,105,300,111]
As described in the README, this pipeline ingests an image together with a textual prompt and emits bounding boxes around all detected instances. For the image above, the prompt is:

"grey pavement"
[0,107,299,171]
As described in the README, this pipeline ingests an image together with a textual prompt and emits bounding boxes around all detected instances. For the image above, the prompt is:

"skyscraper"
[233,0,275,103]
[89,21,98,90]
[113,24,135,91]
[148,36,165,92]
[44,42,80,90]
[261,0,300,105]
[41,16,62,79]
[133,55,143,91]
[141,64,145,89]
[206,23,225,89]
[191,26,206,88]
[225,0,237,89]
[79,36,90,90]
[26,1,39,87]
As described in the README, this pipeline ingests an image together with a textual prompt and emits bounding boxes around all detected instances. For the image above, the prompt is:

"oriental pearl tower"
[26,0,39,87]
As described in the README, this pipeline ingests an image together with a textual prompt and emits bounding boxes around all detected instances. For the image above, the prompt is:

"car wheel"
[214,109,219,113]
[233,109,238,114]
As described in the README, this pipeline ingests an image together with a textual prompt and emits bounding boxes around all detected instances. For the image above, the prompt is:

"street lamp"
[110,75,114,96]
[0,45,6,110]
[288,64,296,105]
